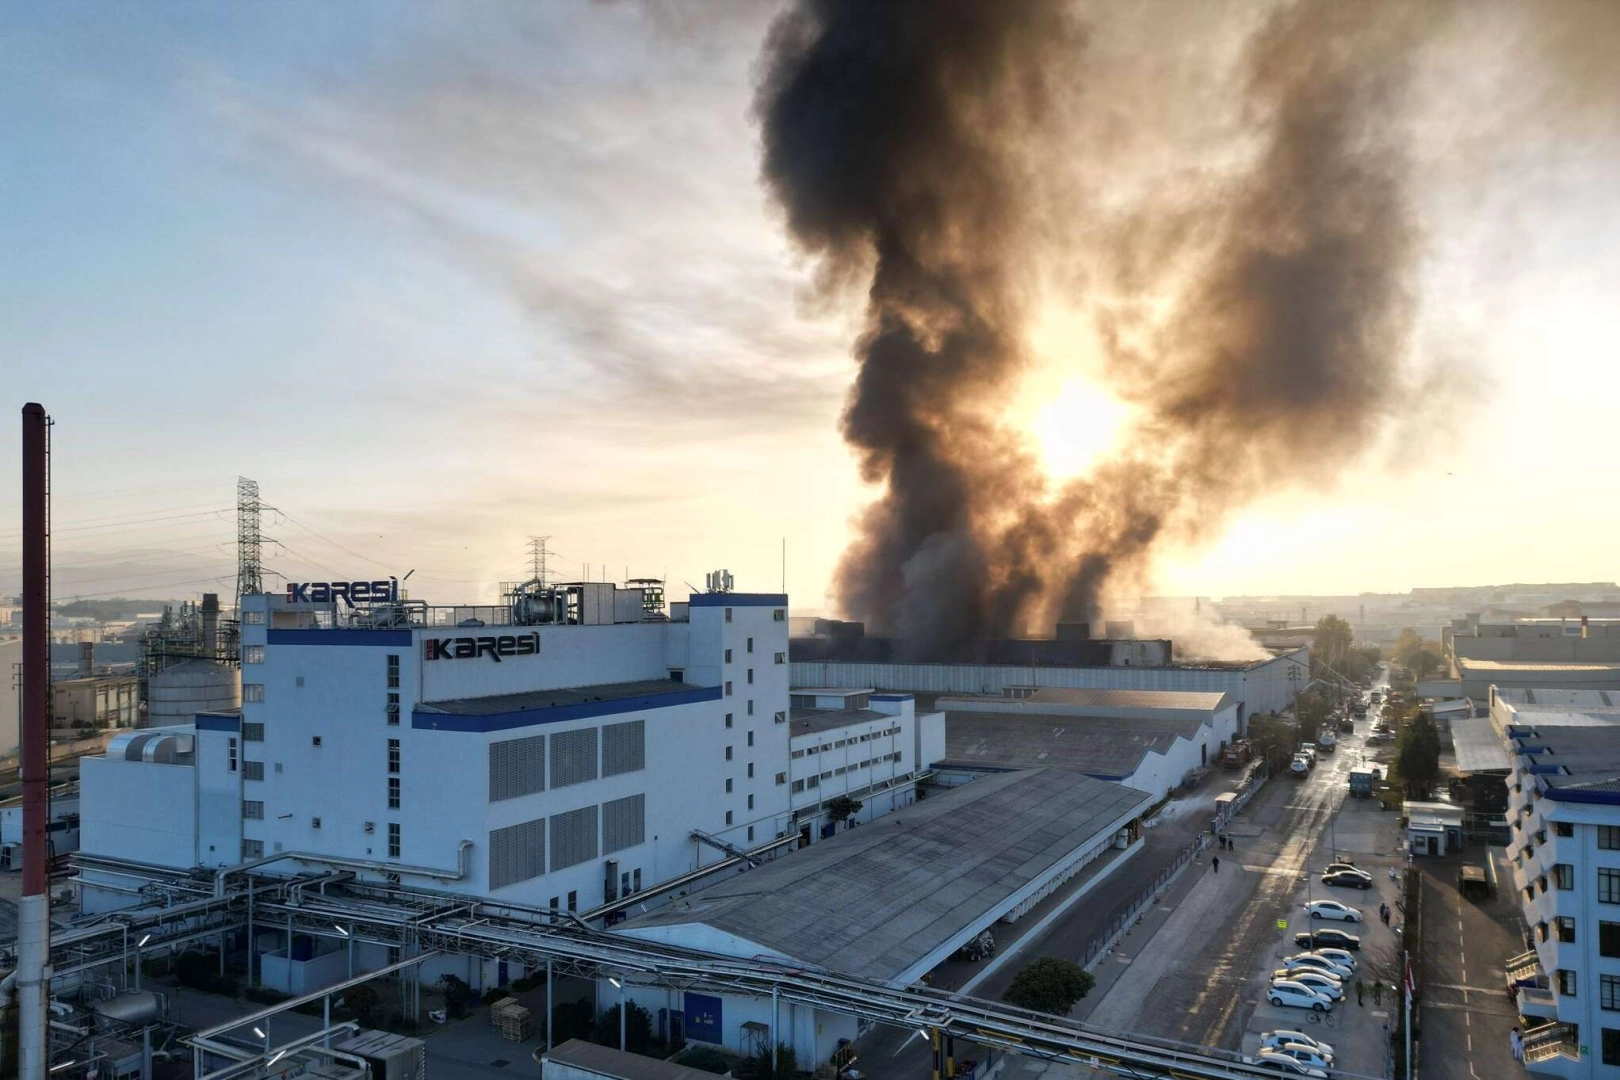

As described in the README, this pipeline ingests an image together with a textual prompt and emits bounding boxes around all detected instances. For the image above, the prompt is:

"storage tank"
[147,659,241,726]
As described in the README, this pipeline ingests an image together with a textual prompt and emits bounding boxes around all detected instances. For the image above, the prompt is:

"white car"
[1282,953,1355,979]
[1310,946,1358,972]
[1259,1031,1335,1062]
[1306,899,1363,922]
[1272,969,1344,1000]
[1267,980,1333,1012]
[1268,1044,1335,1071]
[1248,1052,1328,1078]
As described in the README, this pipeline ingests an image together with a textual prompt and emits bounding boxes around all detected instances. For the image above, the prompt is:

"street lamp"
[607,976,625,1051]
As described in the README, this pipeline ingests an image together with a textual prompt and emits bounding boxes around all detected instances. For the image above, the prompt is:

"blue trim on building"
[413,685,723,733]
[196,713,241,732]
[268,629,413,647]
[871,693,914,702]
[1546,788,1620,806]
[686,593,788,609]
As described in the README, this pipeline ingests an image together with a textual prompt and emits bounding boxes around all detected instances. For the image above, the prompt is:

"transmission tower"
[237,477,264,599]
[527,535,553,587]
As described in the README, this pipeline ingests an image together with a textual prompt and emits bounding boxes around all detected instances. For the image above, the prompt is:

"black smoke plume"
[756,0,1435,657]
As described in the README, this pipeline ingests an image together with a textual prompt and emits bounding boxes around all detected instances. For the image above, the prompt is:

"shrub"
[591,1001,654,1052]
[344,985,380,1027]
[1002,957,1095,1016]
[439,974,473,1019]
[245,986,290,1006]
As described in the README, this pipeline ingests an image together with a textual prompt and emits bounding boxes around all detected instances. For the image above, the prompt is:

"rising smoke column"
[757,0,1434,656]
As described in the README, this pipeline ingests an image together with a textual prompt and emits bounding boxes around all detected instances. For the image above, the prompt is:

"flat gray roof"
[1450,718,1511,774]
[1497,688,1620,708]
[791,707,889,737]
[420,678,691,715]
[543,1040,720,1080]
[938,709,1204,779]
[616,768,1150,983]
[1023,686,1234,712]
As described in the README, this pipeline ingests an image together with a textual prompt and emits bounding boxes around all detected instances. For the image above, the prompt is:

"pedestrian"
[1511,1026,1524,1062]
[1372,979,1383,1005]
[1212,856,1221,874]
[1355,978,1365,1006]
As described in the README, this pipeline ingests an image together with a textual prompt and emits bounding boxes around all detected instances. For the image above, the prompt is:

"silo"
[147,659,242,726]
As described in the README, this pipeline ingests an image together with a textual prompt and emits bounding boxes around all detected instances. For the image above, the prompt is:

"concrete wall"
[259,943,349,995]
[79,757,196,868]
[0,639,18,756]
[1453,636,1620,663]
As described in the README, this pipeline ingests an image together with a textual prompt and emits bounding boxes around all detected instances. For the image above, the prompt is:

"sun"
[1028,376,1132,480]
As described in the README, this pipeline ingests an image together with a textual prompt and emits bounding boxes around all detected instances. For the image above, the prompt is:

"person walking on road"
[1355,978,1365,1006]
[1372,979,1384,1005]
[1511,1026,1524,1061]
[1212,856,1221,874]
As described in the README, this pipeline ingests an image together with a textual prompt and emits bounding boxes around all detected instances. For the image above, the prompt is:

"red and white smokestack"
[16,403,51,1080]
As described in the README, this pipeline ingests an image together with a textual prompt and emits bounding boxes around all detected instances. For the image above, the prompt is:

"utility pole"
[527,535,553,587]
[18,404,51,1080]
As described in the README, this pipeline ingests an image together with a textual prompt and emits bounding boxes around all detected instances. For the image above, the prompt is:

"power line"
[0,503,231,538]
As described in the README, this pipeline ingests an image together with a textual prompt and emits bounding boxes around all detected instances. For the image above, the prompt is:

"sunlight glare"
[1030,377,1132,480]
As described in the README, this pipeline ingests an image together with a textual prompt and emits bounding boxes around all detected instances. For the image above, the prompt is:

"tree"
[1393,628,1424,670]
[592,1001,655,1052]
[1313,615,1354,676]
[438,974,473,1019]
[1396,711,1442,799]
[344,985,380,1027]
[1003,957,1095,1015]
[1296,692,1332,744]
[827,796,863,824]
[1411,649,1441,680]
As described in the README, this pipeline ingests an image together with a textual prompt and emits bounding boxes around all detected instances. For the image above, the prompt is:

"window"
[1558,916,1577,943]
[1602,826,1620,850]
[242,839,264,859]
[388,776,400,809]
[747,794,754,810]
[386,692,400,726]
[747,731,755,747]
[1602,922,1620,958]
[775,711,786,724]
[387,822,401,858]
[243,722,264,742]
[243,609,265,625]
[669,669,684,683]
[806,775,819,789]
[747,637,754,653]
[634,868,641,891]
[1556,821,1574,837]
[1555,864,1575,890]
[1601,868,1620,904]
[726,778,733,794]
[243,760,264,781]
[747,763,755,778]
[725,810,733,826]
[725,607,733,623]
[773,609,785,621]
[792,749,804,759]
[387,738,401,774]
[725,648,732,663]
[622,870,631,896]
[550,897,559,911]
[792,779,805,794]
[775,652,786,664]
[243,800,264,820]
[243,683,264,703]
[747,825,755,843]
[567,890,577,912]
[776,771,787,785]
[311,816,322,830]
[243,644,265,664]
[725,746,733,761]
[747,668,754,684]
[725,681,733,697]
[725,713,733,729]
[747,699,755,716]
[386,654,400,689]
[228,737,239,773]
[312,736,323,748]
[1605,1029,1620,1067]
[1604,976,1620,1012]
[1559,969,1578,997]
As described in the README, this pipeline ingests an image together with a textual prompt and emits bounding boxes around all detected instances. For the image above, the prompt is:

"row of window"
[722,608,787,622]
[792,726,903,758]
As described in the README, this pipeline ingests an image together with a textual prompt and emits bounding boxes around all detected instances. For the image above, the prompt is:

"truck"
[1219,739,1253,768]
[1349,767,1376,798]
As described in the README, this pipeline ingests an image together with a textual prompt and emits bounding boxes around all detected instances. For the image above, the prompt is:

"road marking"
[1468,1033,1473,1052]
[1465,1011,1472,1027]
[1429,983,1505,995]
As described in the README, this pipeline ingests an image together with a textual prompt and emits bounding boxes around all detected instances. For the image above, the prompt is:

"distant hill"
[55,598,181,621]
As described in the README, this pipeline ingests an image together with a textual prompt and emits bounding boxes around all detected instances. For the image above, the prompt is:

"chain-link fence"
[1078,839,1201,971]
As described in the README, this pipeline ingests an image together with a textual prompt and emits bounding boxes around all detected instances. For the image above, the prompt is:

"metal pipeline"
[214,841,474,897]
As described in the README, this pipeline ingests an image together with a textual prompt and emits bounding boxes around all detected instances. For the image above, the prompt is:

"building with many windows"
[785,689,944,841]
[1497,692,1620,1077]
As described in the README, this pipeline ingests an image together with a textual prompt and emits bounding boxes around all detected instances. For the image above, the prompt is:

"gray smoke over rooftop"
[755,0,1598,658]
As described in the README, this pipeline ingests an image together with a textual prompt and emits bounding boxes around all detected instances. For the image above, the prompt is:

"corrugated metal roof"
[543,1040,722,1080]
[1025,686,1234,711]
[616,768,1150,983]
[1462,660,1620,672]
[940,709,1196,778]
[790,707,888,737]
[1450,717,1511,774]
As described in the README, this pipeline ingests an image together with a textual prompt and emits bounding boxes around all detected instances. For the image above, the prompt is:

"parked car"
[1321,869,1374,890]
[1267,980,1333,1012]
[1290,755,1311,776]
[1294,928,1361,951]
[1267,1044,1335,1071]
[1259,1031,1335,1062]
[1309,947,1358,972]
[1306,900,1364,922]
[1246,1052,1328,1078]
[1282,953,1354,979]
[1271,970,1344,1000]
[1367,732,1394,745]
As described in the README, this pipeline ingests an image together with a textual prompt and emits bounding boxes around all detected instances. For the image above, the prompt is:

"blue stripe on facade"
[196,713,241,732]
[871,693,913,702]
[686,593,788,608]
[412,684,723,733]
[1546,788,1620,806]
[268,628,413,647]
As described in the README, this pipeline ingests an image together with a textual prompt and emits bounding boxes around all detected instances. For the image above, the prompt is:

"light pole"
[608,976,625,1051]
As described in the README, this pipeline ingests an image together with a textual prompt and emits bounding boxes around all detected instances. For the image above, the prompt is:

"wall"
[259,943,349,995]
[0,639,19,756]
[79,757,196,868]
[1453,637,1620,664]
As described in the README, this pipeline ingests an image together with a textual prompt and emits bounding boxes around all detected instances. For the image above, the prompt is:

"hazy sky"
[4,2,1618,612]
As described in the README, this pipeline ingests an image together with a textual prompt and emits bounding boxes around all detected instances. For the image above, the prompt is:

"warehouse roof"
[1450,718,1511,773]
[420,678,692,715]
[790,707,890,737]
[1514,728,1620,805]
[615,768,1150,983]
[1496,688,1620,708]
[938,710,1196,779]
[542,1041,719,1080]
[1462,660,1620,673]
[1019,686,1233,712]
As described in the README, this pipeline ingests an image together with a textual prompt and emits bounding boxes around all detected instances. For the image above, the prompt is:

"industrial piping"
[19,403,50,1080]
[212,840,475,897]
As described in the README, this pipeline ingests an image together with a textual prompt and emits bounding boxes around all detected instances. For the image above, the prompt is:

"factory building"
[785,689,944,840]
[790,646,1305,726]
[929,687,1240,802]
[1457,660,1620,703]
[611,767,1151,1065]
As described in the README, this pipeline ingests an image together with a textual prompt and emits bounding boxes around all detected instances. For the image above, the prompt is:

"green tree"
[1296,692,1332,744]
[592,1001,655,1052]
[1313,615,1354,675]
[438,974,473,1019]
[827,796,864,824]
[1396,711,1442,799]
[1003,957,1095,1015]
[1411,649,1441,680]
[1393,628,1424,670]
